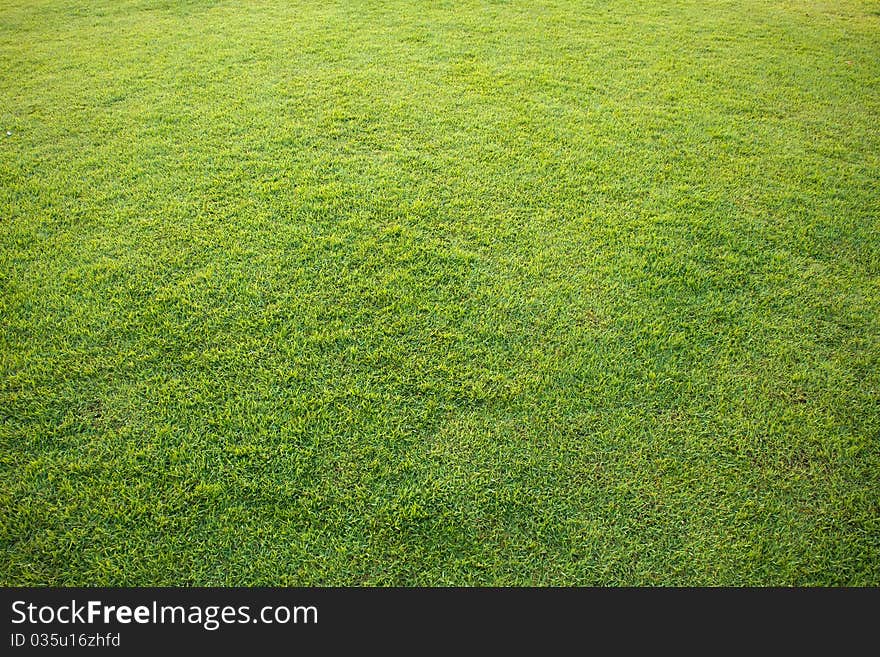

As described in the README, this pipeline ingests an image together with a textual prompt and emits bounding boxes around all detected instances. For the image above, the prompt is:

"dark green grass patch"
[1,0,878,585]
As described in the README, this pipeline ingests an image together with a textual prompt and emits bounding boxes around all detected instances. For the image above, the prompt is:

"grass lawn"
[1,0,878,586]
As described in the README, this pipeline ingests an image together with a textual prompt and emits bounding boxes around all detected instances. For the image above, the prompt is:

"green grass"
[1,0,878,586]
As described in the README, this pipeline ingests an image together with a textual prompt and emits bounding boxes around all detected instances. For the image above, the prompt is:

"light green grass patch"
[1,0,878,585]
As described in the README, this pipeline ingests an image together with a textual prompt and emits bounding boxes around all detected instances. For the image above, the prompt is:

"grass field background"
[1,0,878,585]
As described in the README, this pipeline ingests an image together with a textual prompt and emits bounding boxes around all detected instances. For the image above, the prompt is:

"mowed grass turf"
[1,0,879,585]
